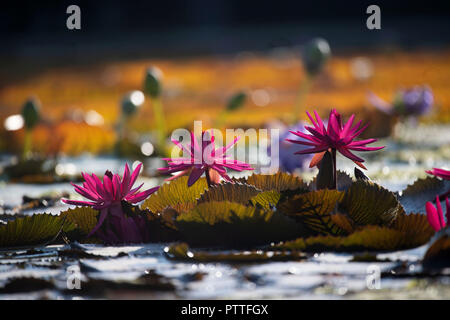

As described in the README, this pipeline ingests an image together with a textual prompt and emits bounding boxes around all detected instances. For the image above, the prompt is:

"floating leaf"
[0,214,74,248]
[176,201,299,247]
[141,176,208,213]
[123,201,181,242]
[278,189,345,236]
[340,180,402,226]
[400,177,450,214]
[423,233,450,270]
[250,190,281,209]
[197,182,260,204]
[330,213,355,234]
[164,242,305,263]
[60,207,98,236]
[276,213,433,252]
[242,172,307,192]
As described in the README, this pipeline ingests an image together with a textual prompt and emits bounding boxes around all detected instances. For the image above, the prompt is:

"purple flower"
[368,86,433,117]
[158,131,253,187]
[273,122,313,173]
[62,163,159,244]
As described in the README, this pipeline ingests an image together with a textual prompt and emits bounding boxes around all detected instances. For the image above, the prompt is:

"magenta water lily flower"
[426,168,450,180]
[286,109,384,170]
[158,131,253,187]
[62,163,159,244]
[426,196,449,232]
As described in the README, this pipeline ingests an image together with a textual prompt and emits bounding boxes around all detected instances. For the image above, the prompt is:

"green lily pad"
[176,201,299,248]
[278,189,346,236]
[0,214,75,248]
[141,176,208,213]
[340,180,403,226]
[275,213,433,252]
[197,182,260,204]
[242,172,307,192]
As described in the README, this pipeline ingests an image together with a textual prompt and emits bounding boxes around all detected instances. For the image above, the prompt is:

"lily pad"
[197,182,260,204]
[242,172,307,192]
[141,176,208,213]
[275,213,433,252]
[0,214,75,248]
[399,177,450,214]
[176,201,299,247]
[340,180,402,226]
[278,189,345,236]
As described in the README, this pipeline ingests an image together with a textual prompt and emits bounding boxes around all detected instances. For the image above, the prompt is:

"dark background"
[1,0,450,59]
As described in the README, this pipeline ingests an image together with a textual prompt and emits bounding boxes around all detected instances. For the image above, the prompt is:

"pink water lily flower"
[286,109,384,170]
[159,131,253,187]
[426,196,449,232]
[426,168,450,180]
[62,163,159,244]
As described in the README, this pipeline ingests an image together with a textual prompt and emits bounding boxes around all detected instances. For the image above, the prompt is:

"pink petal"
[129,163,142,189]
[426,201,442,231]
[435,195,445,229]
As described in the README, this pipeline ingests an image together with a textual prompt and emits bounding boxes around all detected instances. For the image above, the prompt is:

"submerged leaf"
[141,176,208,213]
[400,177,450,214]
[340,180,402,226]
[176,201,299,247]
[165,242,305,263]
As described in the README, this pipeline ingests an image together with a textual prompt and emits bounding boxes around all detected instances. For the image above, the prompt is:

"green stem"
[152,97,167,155]
[331,148,337,190]
[292,74,313,124]
[214,110,228,128]
[22,129,32,160]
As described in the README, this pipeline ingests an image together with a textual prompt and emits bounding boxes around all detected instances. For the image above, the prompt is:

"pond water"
[0,123,449,299]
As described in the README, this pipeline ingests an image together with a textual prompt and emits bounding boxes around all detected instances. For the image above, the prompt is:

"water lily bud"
[144,67,163,98]
[226,91,247,112]
[302,38,331,77]
[121,90,145,116]
[21,97,41,130]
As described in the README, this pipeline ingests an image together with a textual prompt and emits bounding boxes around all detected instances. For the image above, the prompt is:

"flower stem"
[331,148,337,189]
[152,97,167,155]
[22,129,32,160]
[292,74,312,124]
[205,168,212,187]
